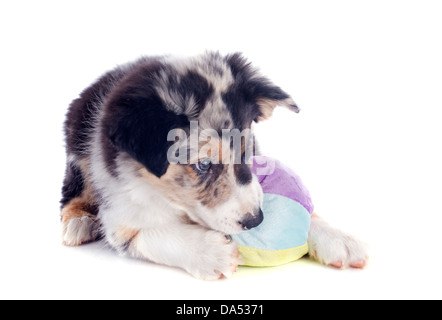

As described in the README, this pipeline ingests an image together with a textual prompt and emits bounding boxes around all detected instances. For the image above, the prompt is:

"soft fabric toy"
[232,156,314,267]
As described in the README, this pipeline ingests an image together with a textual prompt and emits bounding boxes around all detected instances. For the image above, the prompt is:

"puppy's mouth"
[184,207,264,236]
[237,208,264,231]
[215,207,264,235]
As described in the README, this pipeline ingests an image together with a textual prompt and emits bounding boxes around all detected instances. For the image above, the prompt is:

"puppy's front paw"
[308,219,368,269]
[188,231,241,281]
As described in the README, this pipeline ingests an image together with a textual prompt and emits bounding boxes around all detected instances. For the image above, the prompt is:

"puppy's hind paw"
[62,216,100,246]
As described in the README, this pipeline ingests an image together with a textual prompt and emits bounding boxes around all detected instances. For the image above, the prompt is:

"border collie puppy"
[61,52,367,280]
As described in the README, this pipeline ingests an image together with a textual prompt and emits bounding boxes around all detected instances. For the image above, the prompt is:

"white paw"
[308,218,368,269]
[187,231,241,281]
[62,216,100,246]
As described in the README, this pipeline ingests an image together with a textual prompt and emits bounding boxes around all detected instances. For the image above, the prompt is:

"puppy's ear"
[226,52,299,123]
[253,83,299,122]
[104,90,189,178]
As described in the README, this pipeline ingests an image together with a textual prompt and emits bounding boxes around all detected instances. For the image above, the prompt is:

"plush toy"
[232,156,314,267]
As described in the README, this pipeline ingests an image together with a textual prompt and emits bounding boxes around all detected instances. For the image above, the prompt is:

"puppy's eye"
[195,158,212,173]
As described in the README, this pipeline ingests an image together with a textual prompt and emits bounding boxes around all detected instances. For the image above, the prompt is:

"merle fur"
[62,52,293,208]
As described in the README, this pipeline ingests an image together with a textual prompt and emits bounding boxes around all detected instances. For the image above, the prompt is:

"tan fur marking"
[256,97,298,121]
[138,161,233,212]
[199,179,232,209]
[61,200,97,224]
[138,164,202,211]
[256,98,278,121]
[115,227,140,245]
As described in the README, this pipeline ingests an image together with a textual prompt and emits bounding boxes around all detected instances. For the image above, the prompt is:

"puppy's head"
[103,52,298,234]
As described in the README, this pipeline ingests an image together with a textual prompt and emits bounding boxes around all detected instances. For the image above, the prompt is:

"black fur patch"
[222,87,258,131]
[102,60,190,177]
[234,163,253,185]
[60,162,85,208]
[64,68,128,157]
[223,53,291,128]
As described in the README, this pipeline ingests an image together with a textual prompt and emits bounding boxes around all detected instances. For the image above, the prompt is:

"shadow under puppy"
[61,52,368,280]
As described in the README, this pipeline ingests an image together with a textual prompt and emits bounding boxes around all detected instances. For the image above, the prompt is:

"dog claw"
[329,261,343,268]
[328,260,367,269]
[349,260,366,269]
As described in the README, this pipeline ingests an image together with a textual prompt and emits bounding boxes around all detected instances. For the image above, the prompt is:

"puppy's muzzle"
[239,208,264,230]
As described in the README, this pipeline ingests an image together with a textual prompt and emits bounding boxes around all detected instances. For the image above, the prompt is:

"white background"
[1,0,441,300]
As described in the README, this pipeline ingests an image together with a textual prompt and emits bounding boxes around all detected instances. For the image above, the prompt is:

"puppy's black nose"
[239,208,264,230]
